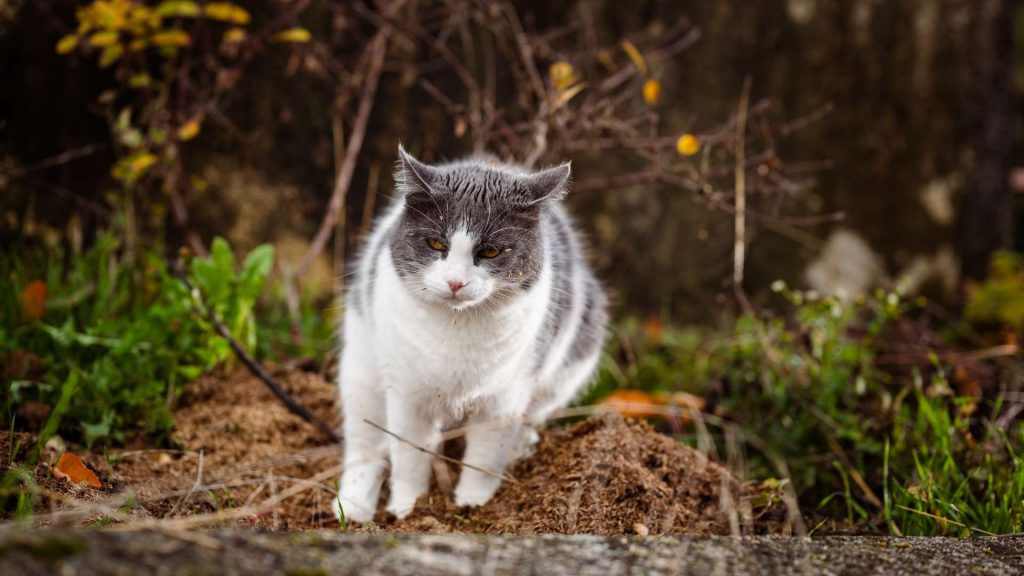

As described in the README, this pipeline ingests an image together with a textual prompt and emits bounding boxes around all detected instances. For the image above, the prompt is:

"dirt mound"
[393,414,772,535]
[4,369,784,534]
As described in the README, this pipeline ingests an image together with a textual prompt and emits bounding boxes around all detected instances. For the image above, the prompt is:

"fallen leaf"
[20,280,47,321]
[55,453,103,488]
[599,390,660,419]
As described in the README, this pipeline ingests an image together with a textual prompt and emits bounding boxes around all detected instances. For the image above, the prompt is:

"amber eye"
[478,245,501,259]
[426,238,447,251]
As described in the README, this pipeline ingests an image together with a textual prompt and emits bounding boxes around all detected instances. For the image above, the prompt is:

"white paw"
[385,493,418,519]
[454,475,501,507]
[510,427,540,461]
[335,493,375,524]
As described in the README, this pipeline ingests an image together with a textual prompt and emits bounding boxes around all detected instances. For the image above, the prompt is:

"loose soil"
[1,368,785,535]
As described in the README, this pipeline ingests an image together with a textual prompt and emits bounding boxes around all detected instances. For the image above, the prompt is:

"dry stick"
[363,419,519,484]
[733,75,751,298]
[294,4,399,279]
[172,265,341,444]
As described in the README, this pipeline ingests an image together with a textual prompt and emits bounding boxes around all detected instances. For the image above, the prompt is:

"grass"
[593,283,1024,535]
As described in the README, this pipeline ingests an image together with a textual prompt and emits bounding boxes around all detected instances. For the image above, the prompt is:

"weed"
[1,234,275,447]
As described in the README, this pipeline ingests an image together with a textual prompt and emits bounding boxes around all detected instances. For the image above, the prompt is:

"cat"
[334,146,608,522]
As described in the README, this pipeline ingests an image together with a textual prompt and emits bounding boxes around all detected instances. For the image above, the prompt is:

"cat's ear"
[523,162,571,205]
[397,145,438,199]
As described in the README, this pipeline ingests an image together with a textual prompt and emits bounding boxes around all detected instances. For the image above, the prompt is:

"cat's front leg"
[454,418,522,507]
[385,391,440,519]
[336,317,387,523]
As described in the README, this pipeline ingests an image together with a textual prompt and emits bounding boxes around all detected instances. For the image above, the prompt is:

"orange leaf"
[643,317,663,346]
[55,453,102,488]
[599,389,660,419]
[20,280,47,321]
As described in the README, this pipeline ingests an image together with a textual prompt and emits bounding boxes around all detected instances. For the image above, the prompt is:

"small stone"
[633,523,649,536]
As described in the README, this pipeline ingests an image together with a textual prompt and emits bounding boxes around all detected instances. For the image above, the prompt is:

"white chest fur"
[369,244,552,423]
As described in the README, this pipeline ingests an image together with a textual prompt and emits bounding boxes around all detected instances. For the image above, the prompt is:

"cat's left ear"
[523,162,571,205]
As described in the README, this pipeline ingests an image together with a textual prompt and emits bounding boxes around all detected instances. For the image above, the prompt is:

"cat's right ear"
[397,145,437,201]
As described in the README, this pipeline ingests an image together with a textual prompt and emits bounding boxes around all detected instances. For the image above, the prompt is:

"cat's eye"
[478,245,501,259]
[426,238,447,251]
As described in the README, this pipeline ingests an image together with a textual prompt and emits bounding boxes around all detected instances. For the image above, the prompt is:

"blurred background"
[2,0,1023,535]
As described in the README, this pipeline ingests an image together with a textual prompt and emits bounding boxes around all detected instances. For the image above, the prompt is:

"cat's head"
[389,146,570,311]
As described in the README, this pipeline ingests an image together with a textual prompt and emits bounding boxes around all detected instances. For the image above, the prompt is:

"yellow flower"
[676,134,701,156]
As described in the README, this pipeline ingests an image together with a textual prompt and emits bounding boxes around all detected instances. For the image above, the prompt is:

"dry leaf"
[20,280,47,321]
[599,389,660,418]
[55,453,103,488]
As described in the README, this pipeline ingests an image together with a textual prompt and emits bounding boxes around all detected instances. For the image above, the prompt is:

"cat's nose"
[447,280,465,294]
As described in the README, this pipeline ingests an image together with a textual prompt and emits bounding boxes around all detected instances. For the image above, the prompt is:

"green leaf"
[238,244,274,300]
[82,412,114,448]
[210,237,236,277]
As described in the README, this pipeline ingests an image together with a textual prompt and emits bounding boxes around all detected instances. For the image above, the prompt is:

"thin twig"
[363,418,518,484]
[733,76,751,294]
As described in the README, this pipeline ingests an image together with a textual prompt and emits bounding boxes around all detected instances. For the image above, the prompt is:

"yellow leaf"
[55,34,79,55]
[88,30,120,47]
[642,78,661,105]
[204,2,251,25]
[177,117,202,141]
[271,27,311,43]
[597,49,616,73]
[151,30,191,48]
[551,81,586,110]
[548,61,576,91]
[98,44,123,68]
[676,133,701,156]
[223,27,246,44]
[129,153,157,174]
[621,40,647,74]
[155,1,200,18]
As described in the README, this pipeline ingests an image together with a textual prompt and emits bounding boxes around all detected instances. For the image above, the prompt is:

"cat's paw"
[385,493,418,519]
[454,475,502,507]
[510,427,540,461]
[335,493,375,524]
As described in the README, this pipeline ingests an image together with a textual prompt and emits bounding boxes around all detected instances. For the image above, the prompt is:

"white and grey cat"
[335,146,608,522]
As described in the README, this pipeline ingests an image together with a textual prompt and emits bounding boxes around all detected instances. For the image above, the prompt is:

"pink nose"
[447,280,465,294]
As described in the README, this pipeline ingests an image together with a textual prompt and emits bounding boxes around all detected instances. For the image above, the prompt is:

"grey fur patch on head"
[390,146,571,290]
